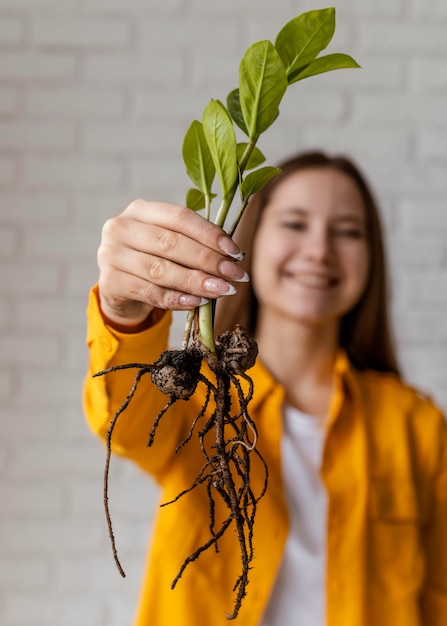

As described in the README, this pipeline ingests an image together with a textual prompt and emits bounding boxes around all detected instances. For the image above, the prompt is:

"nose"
[302,224,332,264]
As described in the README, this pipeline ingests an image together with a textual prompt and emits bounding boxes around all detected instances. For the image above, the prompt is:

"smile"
[285,272,337,288]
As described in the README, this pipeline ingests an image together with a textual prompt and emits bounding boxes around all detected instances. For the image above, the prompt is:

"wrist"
[99,293,157,333]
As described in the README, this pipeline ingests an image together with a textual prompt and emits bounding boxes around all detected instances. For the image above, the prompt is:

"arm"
[83,200,247,478]
[420,409,447,624]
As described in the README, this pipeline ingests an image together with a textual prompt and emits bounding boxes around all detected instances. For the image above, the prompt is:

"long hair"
[215,150,400,375]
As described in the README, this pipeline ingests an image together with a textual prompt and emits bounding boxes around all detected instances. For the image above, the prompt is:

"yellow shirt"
[84,286,447,626]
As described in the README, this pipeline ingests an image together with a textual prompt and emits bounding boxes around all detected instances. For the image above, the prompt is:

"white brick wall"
[0,1,446,625]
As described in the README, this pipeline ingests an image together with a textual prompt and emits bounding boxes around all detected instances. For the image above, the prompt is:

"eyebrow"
[278,207,366,223]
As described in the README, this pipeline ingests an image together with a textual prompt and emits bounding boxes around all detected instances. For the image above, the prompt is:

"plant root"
[94,325,268,620]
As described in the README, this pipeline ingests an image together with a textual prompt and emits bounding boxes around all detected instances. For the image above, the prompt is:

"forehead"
[265,167,366,218]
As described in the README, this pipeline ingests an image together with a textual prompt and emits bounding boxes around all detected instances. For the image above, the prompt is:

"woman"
[84,151,447,626]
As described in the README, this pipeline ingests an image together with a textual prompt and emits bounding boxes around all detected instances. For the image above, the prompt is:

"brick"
[17,369,87,406]
[83,122,185,156]
[23,157,124,190]
[371,162,447,195]
[0,52,77,82]
[402,271,447,306]
[137,16,240,50]
[358,22,447,53]
[65,260,101,296]
[352,94,447,126]
[80,0,184,11]
[16,296,87,332]
[0,483,63,517]
[31,17,131,48]
[0,88,19,115]
[0,17,24,44]
[74,191,131,224]
[9,441,103,478]
[133,86,222,122]
[0,404,67,438]
[357,0,405,16]
[0,156,17,185]
[0,122,75,151]
[0,557,50,589]
[387,238,444,269]
[0,369,13,401]
[274,90,346,123]
[399,198,447,236]
[189,0,296,16]
[0,518,103,554]
[393,311,447,344]
[410,0,447,18]
[0,225,18,258]
[0,334,61,367]
[68,475,156,518]
[418,130,447,162]
[56,555,145,591]
[191,48,245,90]
[0,298,11,329]
[130,157,191,192]
[0,0,75,6]
[410,59,447,92]
[2,592,104,626]
[0,264,60,295]
[399,347,447,389]
[27,86,125,119]
[301,125,410,161]
[23,225,100,260]
[83,52,184,85]
[0,192,71,222]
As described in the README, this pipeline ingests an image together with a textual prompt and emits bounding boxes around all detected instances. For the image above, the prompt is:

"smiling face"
[251,166,370,333]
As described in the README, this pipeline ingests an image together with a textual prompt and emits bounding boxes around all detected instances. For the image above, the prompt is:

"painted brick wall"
[0,1,446,624]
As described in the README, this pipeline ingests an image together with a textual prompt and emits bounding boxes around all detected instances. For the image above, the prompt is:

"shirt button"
[99,337,113,352]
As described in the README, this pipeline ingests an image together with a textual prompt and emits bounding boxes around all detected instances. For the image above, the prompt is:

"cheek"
[349,245,370,294]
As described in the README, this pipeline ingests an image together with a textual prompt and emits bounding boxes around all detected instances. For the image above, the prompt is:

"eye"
[333,226,365,239]
[280,220,307,231]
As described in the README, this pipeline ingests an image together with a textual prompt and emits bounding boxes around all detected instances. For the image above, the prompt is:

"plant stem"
[189,140,258,354]
[198,300,217,356]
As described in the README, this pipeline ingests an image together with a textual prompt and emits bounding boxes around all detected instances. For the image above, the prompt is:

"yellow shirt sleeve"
[82,285,196,480]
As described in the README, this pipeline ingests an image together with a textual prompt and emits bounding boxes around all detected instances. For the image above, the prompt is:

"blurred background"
[0,0,446,624]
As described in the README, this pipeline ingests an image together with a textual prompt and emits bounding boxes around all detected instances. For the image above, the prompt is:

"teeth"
[297,274,332,288]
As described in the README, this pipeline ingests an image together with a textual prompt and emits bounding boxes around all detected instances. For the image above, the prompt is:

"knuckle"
[157,229,178,254]
[195,245,214,268]
[146,257,165,282]
[101,216,121,242]
[183,270,202,295]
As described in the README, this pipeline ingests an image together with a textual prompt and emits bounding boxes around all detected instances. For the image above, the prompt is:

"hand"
[97,199,248,327]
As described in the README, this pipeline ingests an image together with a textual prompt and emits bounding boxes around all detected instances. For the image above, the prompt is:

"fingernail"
[203,278,237,296]
[218,259,250,282]
[218,236,244,260]
[179,295,209,307]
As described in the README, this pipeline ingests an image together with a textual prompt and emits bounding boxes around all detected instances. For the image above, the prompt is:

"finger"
[100,243,238,300]
[124,200,243,259]
[99,268,210,312]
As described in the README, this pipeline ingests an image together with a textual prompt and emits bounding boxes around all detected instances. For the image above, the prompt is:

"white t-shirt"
[260,404,327,626]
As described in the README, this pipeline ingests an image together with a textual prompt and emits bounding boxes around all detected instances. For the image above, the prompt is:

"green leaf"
[241,166,281,199]
[239,40,288,141]
[185,188,206,211]
[182,120,215,195]
[202,99,238,200]
[236,143,265,170]
[275,8,336,80]
[227,88,249,136]
[288,53,360,84]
